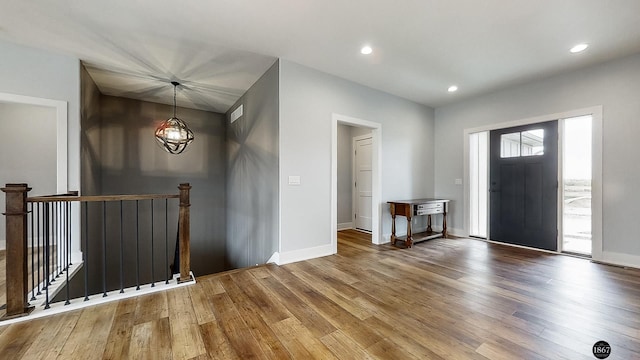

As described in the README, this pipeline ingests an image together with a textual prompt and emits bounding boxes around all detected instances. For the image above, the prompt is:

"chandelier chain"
[173,83,177,118]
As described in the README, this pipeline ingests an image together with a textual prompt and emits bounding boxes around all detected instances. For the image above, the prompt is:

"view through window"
[562,115,592,255]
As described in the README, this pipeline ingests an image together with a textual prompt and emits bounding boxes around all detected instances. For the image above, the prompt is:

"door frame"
[0,92,68,193]
[352,133,373,232]
[463,106,603,261]
[331,113,382,251]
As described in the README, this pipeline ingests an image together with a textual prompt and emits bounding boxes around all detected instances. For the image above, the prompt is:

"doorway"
[331,114,381,254]
[489,121,558,251]
[464,107,603,260]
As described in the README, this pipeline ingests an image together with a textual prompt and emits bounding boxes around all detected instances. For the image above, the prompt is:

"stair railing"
[1,183,192,319]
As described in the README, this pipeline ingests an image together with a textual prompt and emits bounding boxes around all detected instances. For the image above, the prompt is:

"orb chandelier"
[154,81,194,154]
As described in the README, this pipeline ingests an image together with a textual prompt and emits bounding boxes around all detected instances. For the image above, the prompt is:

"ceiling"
[2,1,640,113]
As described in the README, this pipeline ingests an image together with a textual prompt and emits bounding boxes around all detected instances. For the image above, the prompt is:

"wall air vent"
[230,104,243,123]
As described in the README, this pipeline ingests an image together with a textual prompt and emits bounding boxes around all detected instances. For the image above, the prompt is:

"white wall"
[279,60,435,254]
[0,104,57,246]
[434,52,640,266]
[0,40,80,193]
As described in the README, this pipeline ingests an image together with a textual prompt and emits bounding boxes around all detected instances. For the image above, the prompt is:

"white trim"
[331,113,383,256]
[352,133,373,233]
[557,119,565,252]
[598,252,640,270]
[267,252,279,264]
[463,106,603,259]
[276,243,334,265]
[277,60,283,266]
[445,227,466,238]
[1,272,196,326]
[590,109,603,262]
[0,92,68,193]
[337,222,353,231]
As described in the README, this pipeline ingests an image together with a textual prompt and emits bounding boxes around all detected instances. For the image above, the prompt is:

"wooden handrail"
[28,194,180,203]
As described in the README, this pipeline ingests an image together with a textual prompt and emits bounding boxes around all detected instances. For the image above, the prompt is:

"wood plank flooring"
[0,247,58,318]
[1,230,639,359]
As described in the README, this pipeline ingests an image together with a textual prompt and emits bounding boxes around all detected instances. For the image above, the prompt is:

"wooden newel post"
[1,184,34,318]
[178,183,192,283]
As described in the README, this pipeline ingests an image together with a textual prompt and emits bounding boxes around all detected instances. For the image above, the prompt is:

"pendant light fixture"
[154,81,194,154]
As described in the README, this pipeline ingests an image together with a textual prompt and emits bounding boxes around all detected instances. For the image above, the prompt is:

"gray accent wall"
[100,95,227,276]
[434,52,640,262]
[80,65,102,196]
[226,60,279,268]
[279,60,435,253]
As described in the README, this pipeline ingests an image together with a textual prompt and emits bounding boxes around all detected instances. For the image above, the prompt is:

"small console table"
[388,198,450,248]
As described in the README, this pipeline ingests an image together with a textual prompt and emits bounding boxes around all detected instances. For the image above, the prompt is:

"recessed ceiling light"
[448,85,458,93]
[570,43,589,53]
[360,46,373,55]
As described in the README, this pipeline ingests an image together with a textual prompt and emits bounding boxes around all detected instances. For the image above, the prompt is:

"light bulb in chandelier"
[154,81,195,154]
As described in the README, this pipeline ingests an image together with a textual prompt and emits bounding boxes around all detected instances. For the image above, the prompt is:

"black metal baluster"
[30,202,36,301]
[56,201,61,278]
[135,200,140,290]
[44,202,50,309]
[51,201,57,283]
[65,202,70,305]
[151,199,155,287]
[36,202,41,296]
[62,202,66,269]
[165,199,169,284]
[84,202,89,301]
[102,201,107,297]
[55,201,59,279]
[55,202,59,278]
[119,200,124,293]
[67,201,72,266]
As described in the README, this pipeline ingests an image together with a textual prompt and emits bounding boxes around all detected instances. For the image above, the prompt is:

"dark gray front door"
[489,121,558,251]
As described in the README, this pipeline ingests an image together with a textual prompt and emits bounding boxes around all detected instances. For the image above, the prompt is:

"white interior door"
[354,135,372,232]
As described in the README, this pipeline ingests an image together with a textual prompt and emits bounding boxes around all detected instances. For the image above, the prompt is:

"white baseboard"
[337,222,353,231]
[446,227,465,237]
[1,272,196,327]
[275,243,335,265]
[267,252,279,264]
[600,251,640,269]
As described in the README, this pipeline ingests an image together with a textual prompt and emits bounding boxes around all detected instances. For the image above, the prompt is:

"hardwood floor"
[0,247,58,318]
[0,230,639,359]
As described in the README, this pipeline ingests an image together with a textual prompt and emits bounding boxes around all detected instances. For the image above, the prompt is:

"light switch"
[288,175,301,185]
[454,178,463,185]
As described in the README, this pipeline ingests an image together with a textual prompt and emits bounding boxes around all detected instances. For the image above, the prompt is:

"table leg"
[390,203,396,245]
[442,210,448,238]
[406,213,413,248]
[427,215,432,233]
